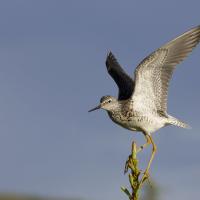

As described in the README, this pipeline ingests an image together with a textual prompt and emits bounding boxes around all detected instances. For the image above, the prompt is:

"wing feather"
[106,52,135,100]
[132,25,200,112]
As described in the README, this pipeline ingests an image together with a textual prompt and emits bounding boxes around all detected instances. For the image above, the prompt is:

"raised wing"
[106,51,135,100]
[132,25,200,113]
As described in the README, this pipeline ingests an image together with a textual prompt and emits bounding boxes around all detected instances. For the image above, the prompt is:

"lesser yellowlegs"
[89,25,200,177]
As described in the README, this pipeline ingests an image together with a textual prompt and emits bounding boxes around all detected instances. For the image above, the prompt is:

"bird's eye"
[108,99,112,103]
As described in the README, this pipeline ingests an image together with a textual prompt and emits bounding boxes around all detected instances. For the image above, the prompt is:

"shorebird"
[89,26,200,178]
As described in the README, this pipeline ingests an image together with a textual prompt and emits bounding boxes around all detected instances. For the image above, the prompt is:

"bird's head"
[88,95,119,112]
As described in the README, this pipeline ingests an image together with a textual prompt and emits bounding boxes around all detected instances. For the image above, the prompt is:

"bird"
[88,25,200,179]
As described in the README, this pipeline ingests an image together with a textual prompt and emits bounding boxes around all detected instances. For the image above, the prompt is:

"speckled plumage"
[89,26,200,177]
[101,26,200,134]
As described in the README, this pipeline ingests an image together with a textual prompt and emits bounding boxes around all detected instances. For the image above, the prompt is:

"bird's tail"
[166,115,191,129]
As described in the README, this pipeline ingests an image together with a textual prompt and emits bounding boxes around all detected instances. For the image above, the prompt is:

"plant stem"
[122,141,148,200]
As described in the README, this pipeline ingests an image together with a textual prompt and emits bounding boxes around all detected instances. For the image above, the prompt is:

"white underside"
[109,112,167,134]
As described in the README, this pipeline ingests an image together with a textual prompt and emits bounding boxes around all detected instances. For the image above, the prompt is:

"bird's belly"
[109,112,165,133]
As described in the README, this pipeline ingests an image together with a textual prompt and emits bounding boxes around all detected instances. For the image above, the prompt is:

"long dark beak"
[88,105,101,112]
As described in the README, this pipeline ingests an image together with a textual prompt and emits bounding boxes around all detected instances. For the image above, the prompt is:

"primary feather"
[132,26,200,113]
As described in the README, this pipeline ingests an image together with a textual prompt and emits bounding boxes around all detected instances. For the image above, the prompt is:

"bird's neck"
[107,103,122,114]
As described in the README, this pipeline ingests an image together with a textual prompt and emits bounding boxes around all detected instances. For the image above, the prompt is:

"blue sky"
[0,1,199,200]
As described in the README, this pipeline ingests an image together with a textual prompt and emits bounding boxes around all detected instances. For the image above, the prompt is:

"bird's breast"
[107,110,139,131]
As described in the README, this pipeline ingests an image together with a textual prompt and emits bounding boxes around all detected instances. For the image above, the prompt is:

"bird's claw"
[141,170,151,185]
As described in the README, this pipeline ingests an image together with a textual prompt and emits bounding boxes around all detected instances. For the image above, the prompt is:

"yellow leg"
[140,133,157,185]
[137,135,151,153]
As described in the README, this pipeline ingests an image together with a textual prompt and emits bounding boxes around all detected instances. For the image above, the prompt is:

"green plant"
[121,142,150,200]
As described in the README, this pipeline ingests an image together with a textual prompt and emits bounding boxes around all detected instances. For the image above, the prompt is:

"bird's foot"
[137,142,150,153]
[139,170,152,187]
[136,145,144,153]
